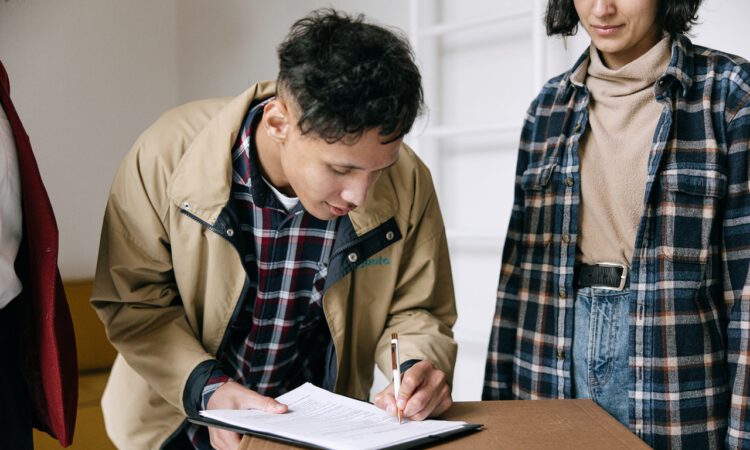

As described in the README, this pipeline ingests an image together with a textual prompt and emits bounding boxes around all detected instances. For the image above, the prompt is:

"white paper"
[199,382,468,450]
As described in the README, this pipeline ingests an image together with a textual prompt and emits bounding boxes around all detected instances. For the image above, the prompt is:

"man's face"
[574,0,660,69]
[258,99,402,221]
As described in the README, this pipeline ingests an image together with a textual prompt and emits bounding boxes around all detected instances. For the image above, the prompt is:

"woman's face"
[574,0,661,69]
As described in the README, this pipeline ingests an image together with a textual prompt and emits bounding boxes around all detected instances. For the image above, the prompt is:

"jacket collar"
[347,168,398,236]
[168,81,398,236]
[168,81,275,225]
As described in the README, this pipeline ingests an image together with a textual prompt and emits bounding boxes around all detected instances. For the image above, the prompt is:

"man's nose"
[340,177,370,208]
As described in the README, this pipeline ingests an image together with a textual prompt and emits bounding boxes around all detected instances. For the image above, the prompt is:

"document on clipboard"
[190,382,482,450]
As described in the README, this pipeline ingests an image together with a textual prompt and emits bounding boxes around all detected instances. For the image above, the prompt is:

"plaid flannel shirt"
[187,100,337,448]
[484,35,750,449]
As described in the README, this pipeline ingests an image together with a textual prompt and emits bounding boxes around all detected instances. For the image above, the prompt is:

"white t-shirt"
[262,176,300,212]
[0,105,23,309]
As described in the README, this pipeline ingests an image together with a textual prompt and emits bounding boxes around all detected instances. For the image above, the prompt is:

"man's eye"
[331,166,350,175]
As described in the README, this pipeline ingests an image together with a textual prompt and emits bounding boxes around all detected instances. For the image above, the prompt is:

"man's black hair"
[277,8,423,144]
[545,0,702,37]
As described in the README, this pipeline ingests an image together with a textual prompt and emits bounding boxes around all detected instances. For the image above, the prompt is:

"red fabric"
[0,60,77,446]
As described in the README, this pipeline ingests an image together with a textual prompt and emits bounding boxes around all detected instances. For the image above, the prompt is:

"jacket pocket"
[656,164,726,264]
[520,161,557,248]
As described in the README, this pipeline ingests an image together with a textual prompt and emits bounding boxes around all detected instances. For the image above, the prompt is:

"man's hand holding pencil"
[373,334,453,423]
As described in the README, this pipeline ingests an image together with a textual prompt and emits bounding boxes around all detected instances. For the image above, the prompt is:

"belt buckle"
[592,262,629,291]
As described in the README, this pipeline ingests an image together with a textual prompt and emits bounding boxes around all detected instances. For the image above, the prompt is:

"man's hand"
[205,380,288,450]
[372,360,452,421]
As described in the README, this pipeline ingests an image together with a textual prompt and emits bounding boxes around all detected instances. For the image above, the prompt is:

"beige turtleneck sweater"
[577,36,671,267]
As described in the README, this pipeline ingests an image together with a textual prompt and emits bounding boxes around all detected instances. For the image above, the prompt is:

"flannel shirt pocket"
[657,164,726,264]
[520,161,558,248]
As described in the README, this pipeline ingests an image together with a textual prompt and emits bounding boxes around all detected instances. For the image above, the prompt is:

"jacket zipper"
[179,208,251,358]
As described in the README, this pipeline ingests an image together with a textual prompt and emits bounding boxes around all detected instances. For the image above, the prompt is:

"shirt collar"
[662,34,695,96]
[238,99,305,214]
[239,98,275,208]
[569,50,590,88]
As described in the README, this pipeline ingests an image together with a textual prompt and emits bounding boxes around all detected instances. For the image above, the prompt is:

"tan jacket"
[91,81,457,450]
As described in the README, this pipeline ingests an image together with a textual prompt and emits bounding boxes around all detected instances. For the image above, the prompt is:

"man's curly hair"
[277,8,423,144]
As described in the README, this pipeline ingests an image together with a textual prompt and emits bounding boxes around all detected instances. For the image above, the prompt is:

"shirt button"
[562,234,570,244]
[557,348,565,359]
[226,228,235,237]
[573,123,581,133]
[560,290,567,299]
[348,253,358,263]
[386,231,395,241]
[182,202,191,210]
[565,177,574,187]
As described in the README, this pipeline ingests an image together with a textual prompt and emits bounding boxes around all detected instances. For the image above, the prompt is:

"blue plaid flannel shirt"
[484,35,750,449]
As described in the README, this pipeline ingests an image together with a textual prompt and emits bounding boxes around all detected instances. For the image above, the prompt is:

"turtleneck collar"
[585,35,672,97]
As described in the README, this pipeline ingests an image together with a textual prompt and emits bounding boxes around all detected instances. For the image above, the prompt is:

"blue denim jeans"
[572,287,630,426]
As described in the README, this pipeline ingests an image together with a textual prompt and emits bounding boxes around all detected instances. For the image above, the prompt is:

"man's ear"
[262,99,290,143]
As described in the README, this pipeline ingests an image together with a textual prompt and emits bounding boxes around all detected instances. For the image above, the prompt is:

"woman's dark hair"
[545,0,703,37]
[277,8,423,144]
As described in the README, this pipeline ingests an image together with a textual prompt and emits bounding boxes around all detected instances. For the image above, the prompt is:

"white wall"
[409,0,543,402]
[174,0,409,102]
[687,0,750,58]
[0,0,179,279]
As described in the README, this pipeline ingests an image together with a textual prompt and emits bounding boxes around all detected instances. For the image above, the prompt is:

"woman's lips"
[591,24,623,36]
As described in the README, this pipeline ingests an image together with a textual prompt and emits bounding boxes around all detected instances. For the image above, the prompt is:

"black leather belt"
[575,263,629,290]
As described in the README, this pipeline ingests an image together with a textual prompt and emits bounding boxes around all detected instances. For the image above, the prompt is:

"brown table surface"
[237,399,650,449]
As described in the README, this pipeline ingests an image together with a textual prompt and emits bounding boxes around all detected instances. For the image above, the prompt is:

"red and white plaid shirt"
[188,101,338,448]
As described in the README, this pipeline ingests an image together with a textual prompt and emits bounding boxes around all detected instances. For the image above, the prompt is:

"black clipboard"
[188,416,482,450]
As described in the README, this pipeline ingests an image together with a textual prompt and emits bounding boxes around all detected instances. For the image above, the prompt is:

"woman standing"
[483,1,750,448]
